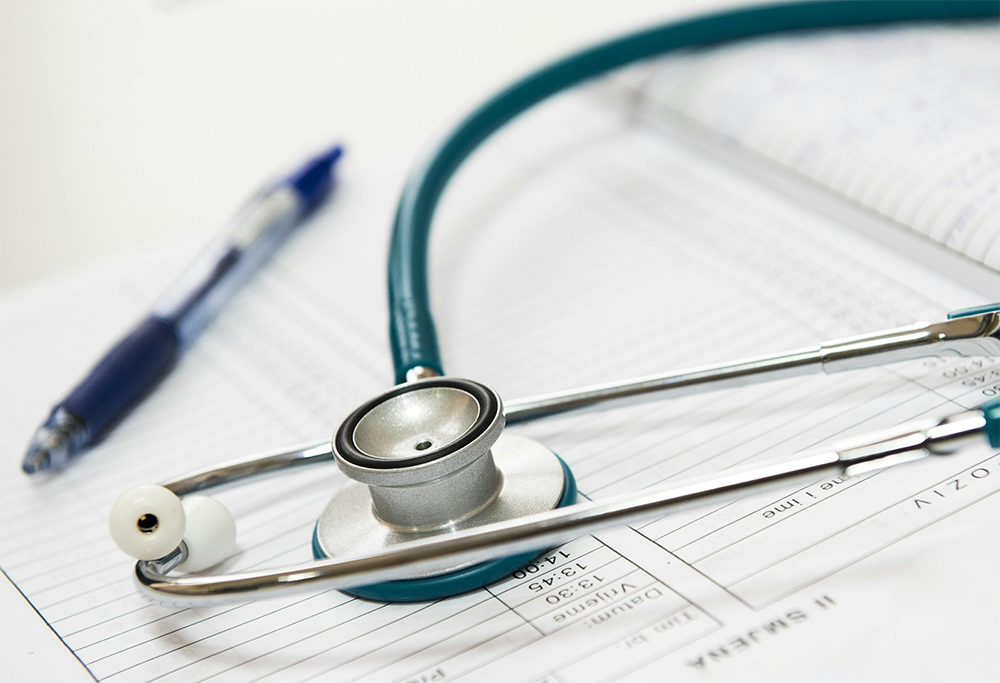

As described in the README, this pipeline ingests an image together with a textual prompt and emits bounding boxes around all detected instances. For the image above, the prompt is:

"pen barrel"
[152,186,302,344]
[63,316,180,440]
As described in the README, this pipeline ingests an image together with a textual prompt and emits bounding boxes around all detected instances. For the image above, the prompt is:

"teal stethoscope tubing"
[387,0,1000,384]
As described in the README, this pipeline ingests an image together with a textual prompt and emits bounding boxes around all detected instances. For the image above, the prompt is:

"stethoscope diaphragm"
[315,377,576,601]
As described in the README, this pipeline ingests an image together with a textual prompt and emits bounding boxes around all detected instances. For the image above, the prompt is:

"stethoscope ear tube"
[385,0,1000,384]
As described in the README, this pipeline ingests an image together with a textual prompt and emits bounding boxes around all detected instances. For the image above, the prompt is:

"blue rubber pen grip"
[62,316,180,440]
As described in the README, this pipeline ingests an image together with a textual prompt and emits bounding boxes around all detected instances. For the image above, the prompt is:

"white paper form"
[2,31,999,683]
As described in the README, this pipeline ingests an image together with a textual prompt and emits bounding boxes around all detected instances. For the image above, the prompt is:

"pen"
[21,145,344,474]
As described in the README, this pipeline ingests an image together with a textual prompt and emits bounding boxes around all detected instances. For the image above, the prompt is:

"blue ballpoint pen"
[21,145,344,474]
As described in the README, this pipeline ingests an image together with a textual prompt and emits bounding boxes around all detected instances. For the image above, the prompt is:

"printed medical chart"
[631,23,1000,270]
[1,25,998,683]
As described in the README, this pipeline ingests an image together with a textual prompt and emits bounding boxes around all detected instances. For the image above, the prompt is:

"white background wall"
[0,0,733,293]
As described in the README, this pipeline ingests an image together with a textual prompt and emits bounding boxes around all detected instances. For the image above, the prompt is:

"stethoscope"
[108,0,1000,607]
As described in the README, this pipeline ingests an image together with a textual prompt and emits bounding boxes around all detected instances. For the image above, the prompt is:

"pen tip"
[22,448,52,474]
[22,410,82,475]
[319,144,344,165]
[288,145,344,208]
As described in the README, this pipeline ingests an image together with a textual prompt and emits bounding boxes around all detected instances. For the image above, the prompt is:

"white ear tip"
[176,495,237,573]
[109,484,186,560]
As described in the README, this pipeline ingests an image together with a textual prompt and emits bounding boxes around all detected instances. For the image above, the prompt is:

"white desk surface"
[0,0,721,295]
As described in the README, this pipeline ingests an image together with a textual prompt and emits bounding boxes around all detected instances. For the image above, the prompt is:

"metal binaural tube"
[135,407,987,607]
[137,451,844,606]
[164,440,334,496]
[505,346,825,422]
[504,312,1000,423]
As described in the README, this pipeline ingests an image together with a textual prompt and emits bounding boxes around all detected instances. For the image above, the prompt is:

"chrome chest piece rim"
[315,377,572,599]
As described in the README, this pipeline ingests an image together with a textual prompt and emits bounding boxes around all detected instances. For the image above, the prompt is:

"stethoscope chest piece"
[314,377,576,601]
